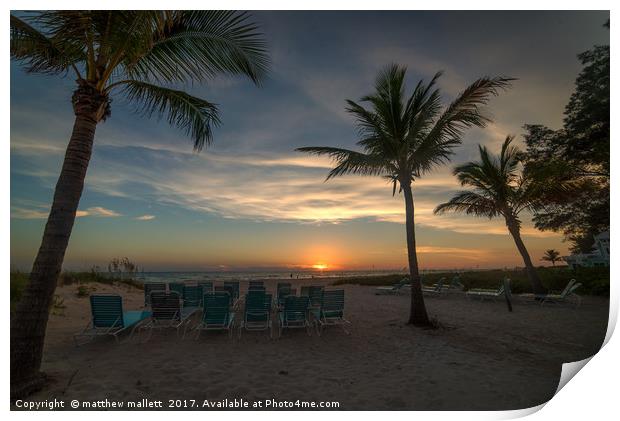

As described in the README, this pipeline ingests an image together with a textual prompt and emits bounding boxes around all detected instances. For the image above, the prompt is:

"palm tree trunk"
[505,216,547,295]
[401,182,431,326]
[10,83,106,398]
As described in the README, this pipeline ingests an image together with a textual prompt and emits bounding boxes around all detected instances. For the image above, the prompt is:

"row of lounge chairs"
[375,276,582,307]
[375,276,465,296]
[74,280,350,345]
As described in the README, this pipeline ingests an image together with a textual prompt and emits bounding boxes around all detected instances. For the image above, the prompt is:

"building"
[563,231,610,269]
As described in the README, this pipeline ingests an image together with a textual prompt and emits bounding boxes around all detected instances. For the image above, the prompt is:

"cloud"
[10,207,49,219]
[77,207,122,217]
[135,214,156,221]
[12,204,121,219]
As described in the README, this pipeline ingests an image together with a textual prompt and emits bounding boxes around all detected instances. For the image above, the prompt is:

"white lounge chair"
[540,282,582,307]
[466,283,505,301]
[375,277,410,295]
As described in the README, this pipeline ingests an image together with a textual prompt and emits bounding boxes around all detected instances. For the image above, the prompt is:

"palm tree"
[434,136,547,295]
[10,11,269,397]
[297,64,511,326]
[542,249,562,266]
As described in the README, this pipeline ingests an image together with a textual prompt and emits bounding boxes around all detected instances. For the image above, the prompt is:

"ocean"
[133,270,407,284]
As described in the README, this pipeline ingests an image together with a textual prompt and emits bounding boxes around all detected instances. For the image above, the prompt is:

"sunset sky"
[10,10,610,271]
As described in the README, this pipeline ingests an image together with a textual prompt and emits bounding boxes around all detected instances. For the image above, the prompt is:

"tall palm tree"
[434,136,547,294]
[10,11,269,397]
[542,249,562,266]
[297,64,511,326]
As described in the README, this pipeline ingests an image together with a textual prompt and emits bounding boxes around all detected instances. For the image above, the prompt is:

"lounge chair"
[446,275,465,292]
[466,283,505,301]
[517,279,576,303]
[144,282,166,307]
[422,277,445,296]
[308,286,324,307]
[198,281,213,294]
[248,280,264,290]
[183,285,204,308]
[313,289,350,335]
[277,284,293,308]
[168,282,185,298]
[74,295,151,345]
[194,292,235,338]
[277,282,292,292]
[239,292,273,338]
[140,291,198,340]
[375,277,410,295]
[224,281,240,303]
[540,282,582,307]
[278,296,312,337]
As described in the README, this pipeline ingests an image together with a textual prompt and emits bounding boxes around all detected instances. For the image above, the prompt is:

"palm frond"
[434,191,500,218]
[425,76,513,146]
[295,147,390,180]
[127,11,270,84]
[10,14,85,74]
[121,80,220,151]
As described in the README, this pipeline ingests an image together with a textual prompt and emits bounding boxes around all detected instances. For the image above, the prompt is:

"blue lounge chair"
[313,289,350,335]
[74,295,151,345]
[239,292,272,338]
[194,293,235,338]
[278,296,312,337]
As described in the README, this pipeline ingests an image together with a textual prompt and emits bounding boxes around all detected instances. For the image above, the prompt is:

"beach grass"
[10,270,143,312]
[332,266,609,296]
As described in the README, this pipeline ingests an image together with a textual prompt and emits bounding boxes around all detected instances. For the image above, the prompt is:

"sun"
[312,263,329,270]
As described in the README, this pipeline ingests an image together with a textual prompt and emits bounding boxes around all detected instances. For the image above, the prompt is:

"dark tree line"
[522,21,609,253]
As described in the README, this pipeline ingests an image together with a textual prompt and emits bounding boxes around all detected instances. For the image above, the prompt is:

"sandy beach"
[23,280,608,410]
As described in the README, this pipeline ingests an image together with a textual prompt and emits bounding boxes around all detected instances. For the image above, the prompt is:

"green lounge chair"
[239,292,272,337]
[375,277,410,295]
[140,291,198,340]
[218,284,237,307]
[74,295,151,345]
[313,289,350,336]
[194,292,235,338]
[248,280,264,290]
[277,285,293,308]
[540,282,582,307]
[198,281,213,294]
[278,296,312,337]
[308,286,324,307]
[224,281,240,303]
[466,282,505,301]
[168,282,185,298]
[144,282,166,307]
[183,285,204,308]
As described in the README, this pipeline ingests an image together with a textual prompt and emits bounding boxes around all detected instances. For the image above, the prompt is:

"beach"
[25,280,608,410]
